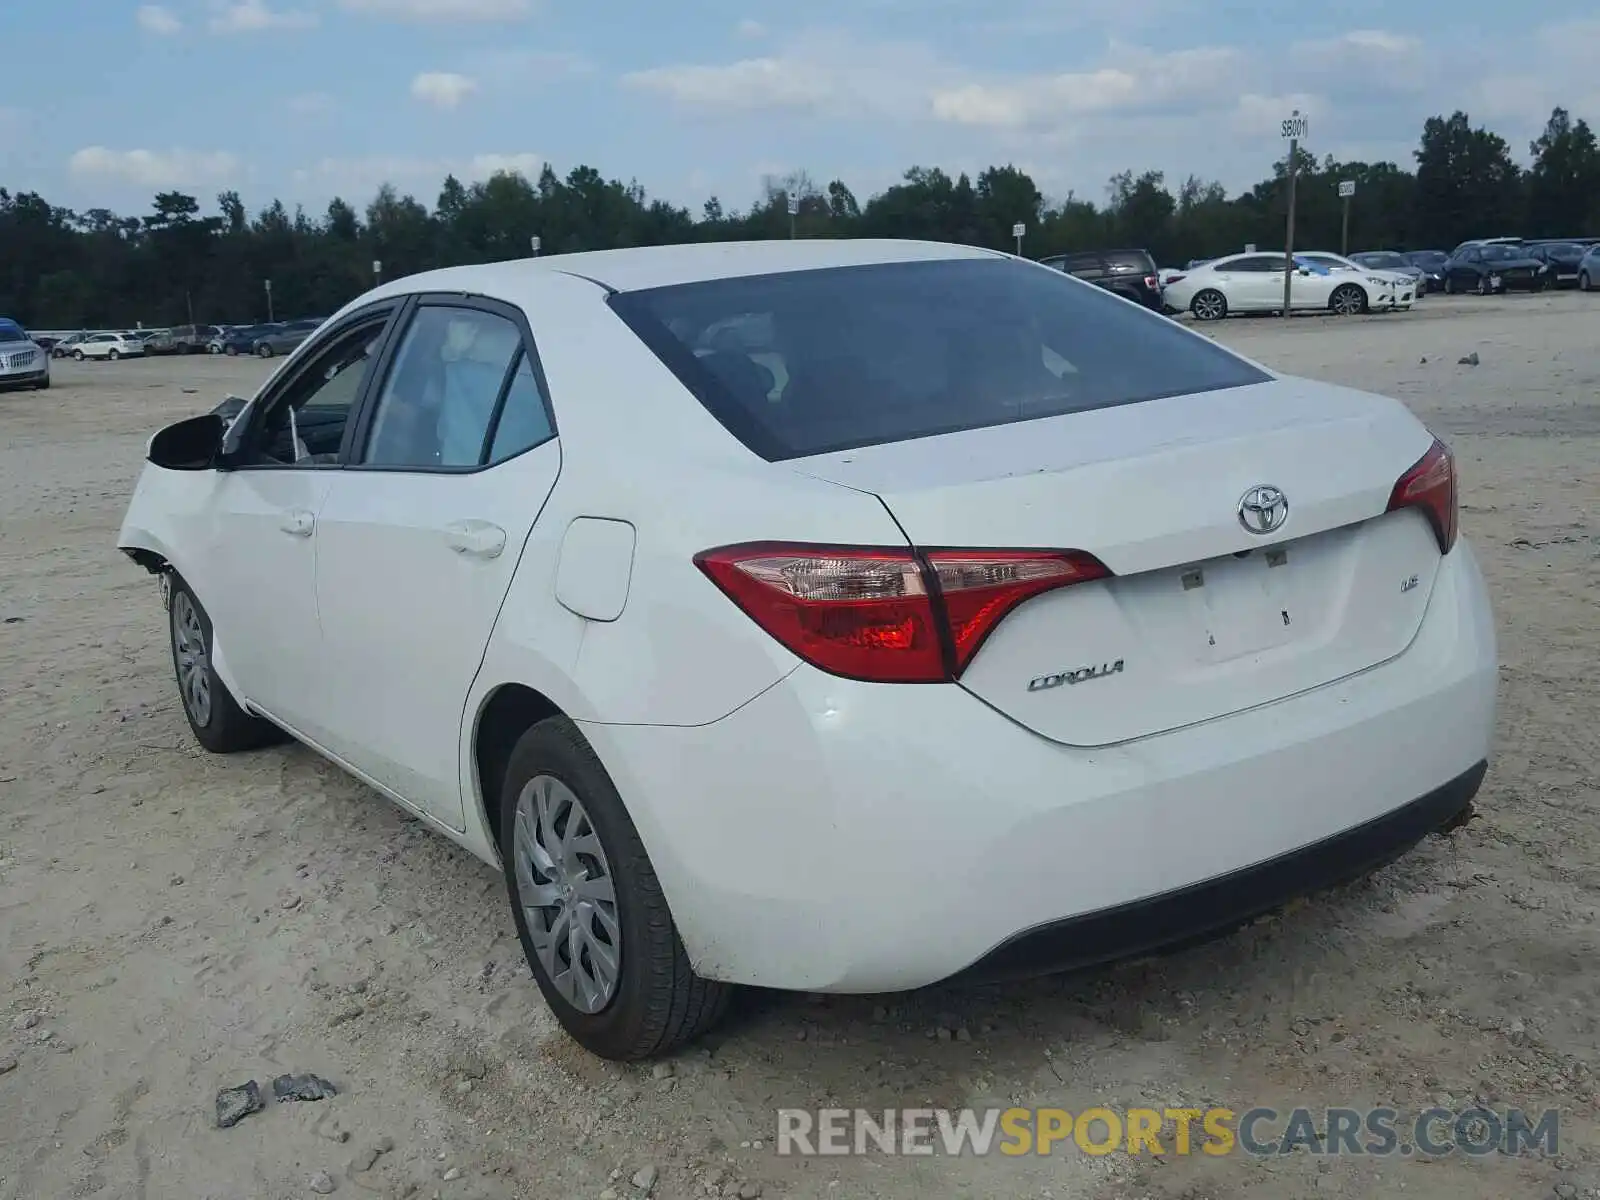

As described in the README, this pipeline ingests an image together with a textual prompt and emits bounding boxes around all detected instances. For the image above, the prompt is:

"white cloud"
[291,152,544,198]
[735,18,765,38]
[136,5,183,34]
[208,0,317,33]
[339,0,530,20]
[69,146,241,188]
[623,32,952,121]
[411,72,479,109]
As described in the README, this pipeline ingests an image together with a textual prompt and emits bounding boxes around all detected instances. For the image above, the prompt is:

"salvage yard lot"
[2,292,1598,1200]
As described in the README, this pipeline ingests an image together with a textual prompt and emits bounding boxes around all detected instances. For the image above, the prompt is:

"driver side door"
[202,303,401,741]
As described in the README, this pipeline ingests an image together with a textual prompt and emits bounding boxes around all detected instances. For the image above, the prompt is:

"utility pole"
[264,278,274,322]
[1280,109,1307,320]
[1338,180,1355,256]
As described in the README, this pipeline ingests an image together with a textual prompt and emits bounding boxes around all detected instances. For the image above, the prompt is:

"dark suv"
[1037,249,1164,311]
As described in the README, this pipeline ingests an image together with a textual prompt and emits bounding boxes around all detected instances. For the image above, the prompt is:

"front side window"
[244,315,389,466]
[363,305,529,469]
[611,257,1270,461]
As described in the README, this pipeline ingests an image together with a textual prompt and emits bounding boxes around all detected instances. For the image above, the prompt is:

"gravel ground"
[2,292,1597,1200]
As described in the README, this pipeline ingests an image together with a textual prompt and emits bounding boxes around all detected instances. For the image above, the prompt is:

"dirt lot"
[2,293,1598,1200]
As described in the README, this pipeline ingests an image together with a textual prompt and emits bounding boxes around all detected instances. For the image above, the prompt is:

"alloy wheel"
[1332,285,1364,315]
[1192,291,1226,321]
[513,774,621,1014]
[172,590,212,727]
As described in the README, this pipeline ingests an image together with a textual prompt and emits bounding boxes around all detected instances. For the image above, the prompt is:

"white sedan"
[1298,251,1417,310]
[1163,251,1390,320]
[72,332,147,360]
[117,241,1497,1060]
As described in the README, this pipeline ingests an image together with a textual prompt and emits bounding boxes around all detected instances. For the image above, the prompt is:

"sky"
[2,0,1598,221]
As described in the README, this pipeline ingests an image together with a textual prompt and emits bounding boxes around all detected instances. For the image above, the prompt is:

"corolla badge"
[1237,484,1289,535]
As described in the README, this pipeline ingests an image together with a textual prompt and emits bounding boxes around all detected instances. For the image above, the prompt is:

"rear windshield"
[609,257,1269,461]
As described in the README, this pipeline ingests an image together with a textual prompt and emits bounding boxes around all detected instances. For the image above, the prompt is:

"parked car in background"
[51,332,94,359]
[137,329,179,354]
[167,324,223,354]
[117,240,1496,1061]
[1163,252,1383,320]
[1403,251,1450,292]
[1351,251,1429,295]
[251,317,326,358]
[1524,242,1587,287]
[1441,244,1549,294]
[0,318,50,390]
[1296,252,1413,309]
[72,332,147,360]
[212,324,281,356]
[1036,249,1165,311]
[1579,245,1600,292]
[1447,237,1524,257]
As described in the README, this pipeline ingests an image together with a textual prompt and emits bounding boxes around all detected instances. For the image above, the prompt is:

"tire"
[256,343,274,358]
[72,349,85,361]
[225,344,238,356]
[34,377,49,390]
[108,349,120,361]
[167,575,285,754]
[1475,275,1490,297]
[1581,271,1592,292]
[1330,283,1366,315]
[1190,289,1228,321]
[209,343,222,355]
[500,716,732,1061]
[1444,276,1455,295]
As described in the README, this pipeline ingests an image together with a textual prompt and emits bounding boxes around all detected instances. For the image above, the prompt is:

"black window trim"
[343,291,558,477]
[224,299,403,473]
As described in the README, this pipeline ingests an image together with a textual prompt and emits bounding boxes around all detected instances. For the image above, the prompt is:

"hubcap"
[512,775,620,1013]
[172,592,212,726]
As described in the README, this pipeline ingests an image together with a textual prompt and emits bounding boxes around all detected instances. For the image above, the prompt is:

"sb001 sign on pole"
[1012,222,1026,255]
[1337,180,1355,256]
[1280,109,1307,320]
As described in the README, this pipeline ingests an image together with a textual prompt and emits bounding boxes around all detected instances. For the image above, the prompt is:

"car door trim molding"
[343,291,560,477]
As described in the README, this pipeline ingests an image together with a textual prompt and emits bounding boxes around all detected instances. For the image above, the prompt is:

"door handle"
[279,509,315,537]
[444,519,507,560]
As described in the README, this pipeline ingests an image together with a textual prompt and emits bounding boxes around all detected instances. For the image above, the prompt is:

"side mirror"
[1297,267,1312,277]
[147,412,223,471]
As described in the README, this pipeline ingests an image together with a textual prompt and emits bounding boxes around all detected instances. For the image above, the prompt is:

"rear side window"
[610,257,1270,461]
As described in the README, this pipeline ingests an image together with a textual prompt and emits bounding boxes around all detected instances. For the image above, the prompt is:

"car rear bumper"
[585,538,1497,993]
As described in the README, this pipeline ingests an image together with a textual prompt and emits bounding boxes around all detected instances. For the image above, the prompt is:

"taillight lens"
[1144,274,1161,290]
[1166,274,1186,285]
[1386,437,1457,554]
[694,543,1110,683]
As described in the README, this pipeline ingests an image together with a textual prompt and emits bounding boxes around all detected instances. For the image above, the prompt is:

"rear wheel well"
[474,683,563,851]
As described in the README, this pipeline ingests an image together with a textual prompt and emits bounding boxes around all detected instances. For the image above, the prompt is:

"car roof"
[366,238,1003,297]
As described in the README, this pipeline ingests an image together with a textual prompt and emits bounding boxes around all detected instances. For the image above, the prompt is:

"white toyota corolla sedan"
[117,240,1497,1060]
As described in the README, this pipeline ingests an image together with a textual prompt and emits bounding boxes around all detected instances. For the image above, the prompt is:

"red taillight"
[1166,274,1186,285]
[1386,437,1457,554]
[1144,274,1161,290]
[694,543,1110,683]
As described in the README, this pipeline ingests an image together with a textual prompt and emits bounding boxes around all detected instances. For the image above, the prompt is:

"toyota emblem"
[1237,484,1289,535]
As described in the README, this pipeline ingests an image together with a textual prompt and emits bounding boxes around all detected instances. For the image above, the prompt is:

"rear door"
[311,294,561,829]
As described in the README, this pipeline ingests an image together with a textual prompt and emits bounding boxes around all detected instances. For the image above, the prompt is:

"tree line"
[2,106,1596,329]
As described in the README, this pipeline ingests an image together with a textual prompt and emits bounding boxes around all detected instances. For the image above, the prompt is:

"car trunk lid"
[791,377,1443,746]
